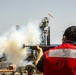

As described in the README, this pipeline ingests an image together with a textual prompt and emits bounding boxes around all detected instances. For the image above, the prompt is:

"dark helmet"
[63,26,76,42]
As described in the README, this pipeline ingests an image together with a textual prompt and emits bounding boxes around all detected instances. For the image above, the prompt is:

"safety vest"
[43,43,76,75]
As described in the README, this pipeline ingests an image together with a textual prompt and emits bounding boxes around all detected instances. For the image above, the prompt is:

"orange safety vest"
[43,43,76,75]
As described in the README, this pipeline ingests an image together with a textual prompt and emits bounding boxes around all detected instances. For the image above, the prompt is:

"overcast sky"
[0,0,76,44]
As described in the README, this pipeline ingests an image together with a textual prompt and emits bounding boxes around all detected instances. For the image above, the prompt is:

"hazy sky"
[0,0,76,44]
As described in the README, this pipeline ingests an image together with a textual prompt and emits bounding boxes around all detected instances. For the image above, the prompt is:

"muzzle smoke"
[0,21,41,66]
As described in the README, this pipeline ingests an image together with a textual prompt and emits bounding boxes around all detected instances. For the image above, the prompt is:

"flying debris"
[16,25,20,30]
[49,13,53,18]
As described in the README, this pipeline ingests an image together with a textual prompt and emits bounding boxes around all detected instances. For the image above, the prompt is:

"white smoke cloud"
[0,21,42,66]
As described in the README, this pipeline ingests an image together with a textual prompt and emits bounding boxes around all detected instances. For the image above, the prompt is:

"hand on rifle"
[34,45,43,74]
[37,45,43,53]
[35,45,43,65]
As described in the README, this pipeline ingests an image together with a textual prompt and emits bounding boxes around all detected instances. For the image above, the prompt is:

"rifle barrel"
[22,44,55,51]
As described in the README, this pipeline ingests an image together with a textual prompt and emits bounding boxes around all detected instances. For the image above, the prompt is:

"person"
[35,26,76,75]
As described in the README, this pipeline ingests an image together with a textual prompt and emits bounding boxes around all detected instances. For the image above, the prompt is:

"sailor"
[35,26,76,75]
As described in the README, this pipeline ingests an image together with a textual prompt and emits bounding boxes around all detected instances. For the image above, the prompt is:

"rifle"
[22,44,55,52]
